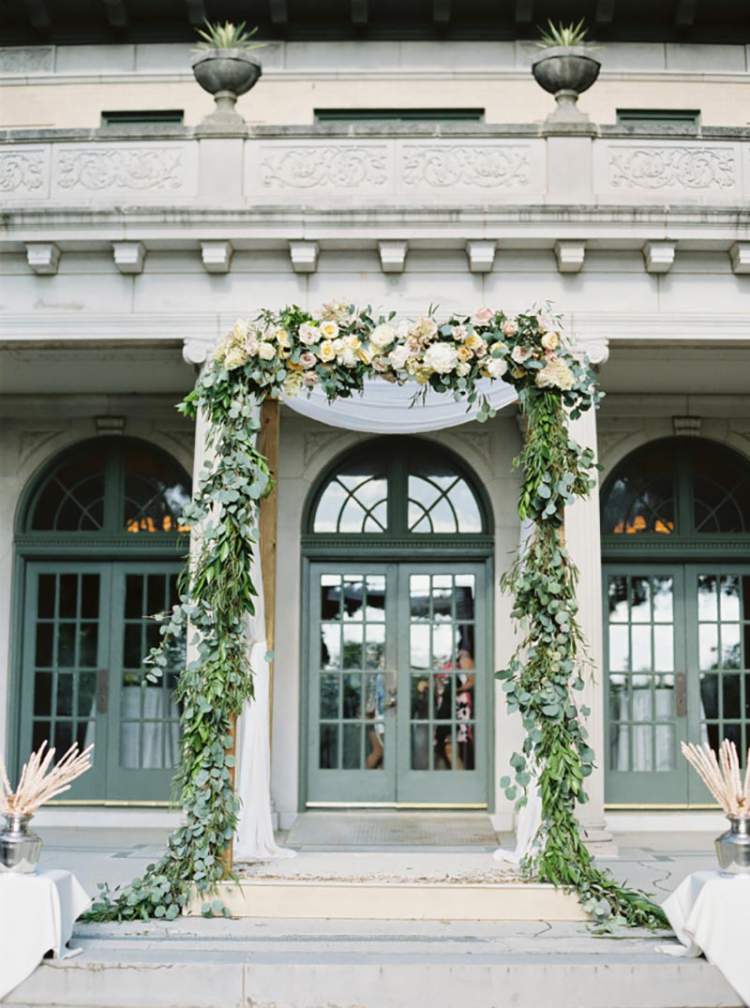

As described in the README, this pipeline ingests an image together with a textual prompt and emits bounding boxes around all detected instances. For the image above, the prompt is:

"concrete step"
[6,918,740,1008]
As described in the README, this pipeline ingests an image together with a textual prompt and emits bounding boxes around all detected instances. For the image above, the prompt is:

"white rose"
[388,345,411,371]
[456,361,471,377]
[258,342,276,361]
[541,331,560,351]
[231,319,249,341]
[511,345,533,364]
[339,348,358,367]
[485,357,508,380]
[423,342,458,374]
[536,358,575,391]
[298,323,320,345]
[369,323,396,350]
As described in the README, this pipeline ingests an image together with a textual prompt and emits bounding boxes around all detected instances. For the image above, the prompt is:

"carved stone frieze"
[0,149,47,194]
[260,146,389,190]
[55,146,184,191]
[401,145,529,189]
[608,146,736,191]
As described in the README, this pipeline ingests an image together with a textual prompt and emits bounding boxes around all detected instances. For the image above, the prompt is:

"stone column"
[564,338,616,854]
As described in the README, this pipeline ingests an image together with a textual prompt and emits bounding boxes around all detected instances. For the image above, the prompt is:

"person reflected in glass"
[365,671,385,769]
[456,648,475,771]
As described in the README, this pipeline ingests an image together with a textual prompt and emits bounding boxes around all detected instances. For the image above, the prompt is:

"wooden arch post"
[223,397,280,873]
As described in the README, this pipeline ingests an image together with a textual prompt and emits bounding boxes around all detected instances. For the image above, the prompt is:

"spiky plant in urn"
[191,20,264,130]
[531,20,601,124]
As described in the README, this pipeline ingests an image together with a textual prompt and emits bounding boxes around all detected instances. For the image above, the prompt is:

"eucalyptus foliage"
[87,301,664,927]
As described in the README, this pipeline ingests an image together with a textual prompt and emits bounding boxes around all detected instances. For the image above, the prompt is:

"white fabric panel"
[0,869,90,999]
[234,539,295,863]
[282,377,516,433]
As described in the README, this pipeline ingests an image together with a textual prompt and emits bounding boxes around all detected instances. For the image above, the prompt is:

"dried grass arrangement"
[681,739,750,818]
[1,742,93,818]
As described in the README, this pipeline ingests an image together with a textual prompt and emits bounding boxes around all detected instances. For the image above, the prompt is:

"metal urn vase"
[716,816,750,874]
[0,813,43,873]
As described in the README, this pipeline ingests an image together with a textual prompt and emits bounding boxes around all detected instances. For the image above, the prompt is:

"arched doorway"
[301,436,494,808]
[13,437,191,802]
[601,437,750,806]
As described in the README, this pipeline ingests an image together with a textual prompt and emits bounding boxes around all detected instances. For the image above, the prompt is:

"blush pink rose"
[472,307,494,327]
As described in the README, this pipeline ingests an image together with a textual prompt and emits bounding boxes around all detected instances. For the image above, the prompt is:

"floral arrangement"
[682,740,750,817]
[1,742,93,817]
[88,301,664,930]
[202,302,598,422]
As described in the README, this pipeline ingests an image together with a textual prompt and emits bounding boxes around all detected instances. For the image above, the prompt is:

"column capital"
[183,336,213,366]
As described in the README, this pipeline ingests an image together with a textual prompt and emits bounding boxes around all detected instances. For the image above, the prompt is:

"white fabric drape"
[283,376,516,432]
[234,541,295,862]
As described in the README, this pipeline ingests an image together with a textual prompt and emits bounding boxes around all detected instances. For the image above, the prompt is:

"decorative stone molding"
[0,149,47,195]
[555,240,585,274]
[56,146,184,192]
[608,145,736,192]
[95,416,126,435]
[448,429,493,469]
[643,240,676,274]
[672,416,702,437]
[303,429,346,468]
[379,240,407,274]
[182,337,212,366]
[113,241,145,275]
[18,429,64,468]
[466,240,496,273]
[259,145,389,190]
[26,242,60,275]
[289,240,319,274]
[401,144,529,189]
[201,241,233,274]
[729,243,750,275]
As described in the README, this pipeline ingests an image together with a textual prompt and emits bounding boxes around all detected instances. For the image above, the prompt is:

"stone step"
[6,918,740,1008]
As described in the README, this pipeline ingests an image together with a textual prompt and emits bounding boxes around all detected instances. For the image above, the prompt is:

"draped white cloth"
[660,871,750,1005]
[234,543,295,863]
[0,869,90,1000]
[283,376,516,432]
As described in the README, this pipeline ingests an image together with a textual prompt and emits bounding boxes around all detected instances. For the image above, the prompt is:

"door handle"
[386,689,397,710]
[385,668,398,711]
[675,671,687,718]
[97,668,109,715]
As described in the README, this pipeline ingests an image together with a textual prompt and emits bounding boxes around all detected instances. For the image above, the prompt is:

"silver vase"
[715,816,750,874]
[0,813,43,873]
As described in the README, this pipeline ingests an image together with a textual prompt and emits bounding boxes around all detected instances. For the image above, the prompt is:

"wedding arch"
[88,301,665,928]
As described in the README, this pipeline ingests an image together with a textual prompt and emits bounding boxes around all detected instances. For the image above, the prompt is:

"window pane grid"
[607,574,676,774]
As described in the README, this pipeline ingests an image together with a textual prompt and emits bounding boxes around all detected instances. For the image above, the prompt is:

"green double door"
[306,561,490,807]
[19,560,183,802]
[605,563,750,806]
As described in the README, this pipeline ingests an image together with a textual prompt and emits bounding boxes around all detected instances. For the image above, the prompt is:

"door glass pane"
[30,572,100,759]
[697,571,750,764]
[606,573,677,774]
[118,571,182,770]
[317,572,387,771]
[408,573,477,772]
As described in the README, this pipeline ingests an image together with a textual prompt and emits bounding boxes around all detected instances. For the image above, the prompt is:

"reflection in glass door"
[605,564,750,805]
[306,562,488,806]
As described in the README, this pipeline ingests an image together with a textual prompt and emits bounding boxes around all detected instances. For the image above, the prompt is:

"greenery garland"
[87,300,665,927]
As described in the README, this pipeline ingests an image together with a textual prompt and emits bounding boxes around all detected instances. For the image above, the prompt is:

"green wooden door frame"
[299,435,495,811]
[9,436,191,802]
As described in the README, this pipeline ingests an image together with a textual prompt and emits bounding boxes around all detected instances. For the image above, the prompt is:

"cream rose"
[465,333,487,356]
[318,340,336,363]
[299,351,317,369]
[511,345,533,364]
[485,357,508,380]
[257,342,276,361]
[413,317,438,341]
[369,323,396,350]
[541,331,560,351]
[456,361,471,377]
[283,372,304,396]
[423,342,458,374]
[536,358,574,391]
[224,345,248,370]
[319,320,339,340]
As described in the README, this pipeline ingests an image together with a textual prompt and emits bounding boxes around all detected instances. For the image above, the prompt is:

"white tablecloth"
[662,870,750,1006]
[0,869,91,1001]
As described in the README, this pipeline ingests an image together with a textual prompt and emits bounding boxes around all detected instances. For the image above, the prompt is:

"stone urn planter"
[531,46,600,123]
[191,49,262,129]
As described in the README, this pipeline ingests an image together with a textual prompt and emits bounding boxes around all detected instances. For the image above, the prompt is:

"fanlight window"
[311,439,485,535]
[29,438,191,535]
[602,439,750,537]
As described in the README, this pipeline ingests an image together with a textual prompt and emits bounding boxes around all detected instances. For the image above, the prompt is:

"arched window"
[308,437,487,537]
[14,437,192,803]
[26,438,191,535]
[601,438,750,538]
